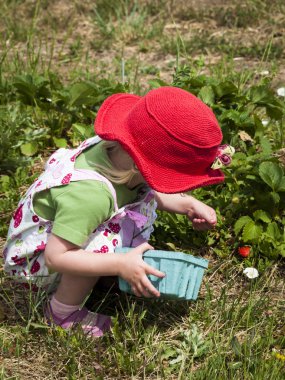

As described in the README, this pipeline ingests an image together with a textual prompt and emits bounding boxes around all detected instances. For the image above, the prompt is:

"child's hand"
[186,197,217,231]
[117,243,165,298]
[154,192,218,231]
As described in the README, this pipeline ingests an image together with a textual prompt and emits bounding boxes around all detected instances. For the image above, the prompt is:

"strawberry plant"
[233,161,285,258]
[1,72,128,172]
[152,66,285,260]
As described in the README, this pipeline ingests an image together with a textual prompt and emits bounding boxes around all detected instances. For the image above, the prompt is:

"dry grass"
[1,0,285,88]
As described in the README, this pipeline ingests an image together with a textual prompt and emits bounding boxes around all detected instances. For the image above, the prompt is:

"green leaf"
[166,242,177,251]
[246,175,258,181]
[169,354,183,365]
[253,210,271,223]
[242,221,263,242]
[259,162,283,191]
[277,177,285,192]
[20,142,38,156]
[30,322,50,329]
[214,81,237,99]
[52,137,67,148]
[253,114,265,139]
[259,137,272,155]
[160,347,177,361]
[270,191,280,204]
[198,86,215,106]
[278,244,285,257]
[71,123,93,140]
[234,216,252,235]
[266,102,284,120]
[266,222,281,240]
[69,82,96,106]
[148,79,168,89]
[250,85,269,103]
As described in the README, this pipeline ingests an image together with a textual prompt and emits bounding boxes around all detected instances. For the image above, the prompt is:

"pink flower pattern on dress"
[31,259,41,274]
[108,222,121,234]
[13,204,24,228]
[33,241,46,255]
[93,245,109,253]
[61,173,72,185]
[32,215,39,223]
[11,255,26,266]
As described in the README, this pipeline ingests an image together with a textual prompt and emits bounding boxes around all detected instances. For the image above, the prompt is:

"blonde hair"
[92,140,140,185]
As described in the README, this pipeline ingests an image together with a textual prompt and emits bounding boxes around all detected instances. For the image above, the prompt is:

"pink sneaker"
[44,303,111,337]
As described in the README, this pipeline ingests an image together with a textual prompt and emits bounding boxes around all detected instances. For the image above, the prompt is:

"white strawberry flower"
[277,87,285,97]
[243,267,259,279]
[262,120,269,126]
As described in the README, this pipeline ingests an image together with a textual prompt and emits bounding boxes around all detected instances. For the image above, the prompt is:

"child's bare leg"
[54,273,99,305]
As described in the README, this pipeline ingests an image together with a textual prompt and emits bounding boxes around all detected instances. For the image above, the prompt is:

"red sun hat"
[95,86,224,194]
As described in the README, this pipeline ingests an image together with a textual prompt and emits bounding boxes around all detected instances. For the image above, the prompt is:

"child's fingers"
[135,280,155,298]
[193,218,216,230]
[131,278,158,298]
[144,263,165,278]
[131,286,142,298]
[193,218,205,223]
[133,242,154,255]
[141,275,160,297]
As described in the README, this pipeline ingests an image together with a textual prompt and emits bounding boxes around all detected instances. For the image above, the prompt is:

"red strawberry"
[112,239,118,247]
[61,173,72,185]
[108,222,121,234]
[13,204,24,228]
[32,215,39,223]
[31,260,40,274]
[238,246,251,258]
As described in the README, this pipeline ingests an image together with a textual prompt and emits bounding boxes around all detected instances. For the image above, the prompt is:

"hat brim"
[95,93,225,194]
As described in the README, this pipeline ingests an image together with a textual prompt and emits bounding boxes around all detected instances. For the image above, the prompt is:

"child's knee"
[44,249,59,270]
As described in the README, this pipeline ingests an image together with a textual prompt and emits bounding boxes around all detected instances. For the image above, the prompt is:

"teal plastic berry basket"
[115,248,209,300]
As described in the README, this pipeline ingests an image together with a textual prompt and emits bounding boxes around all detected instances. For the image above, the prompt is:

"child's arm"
[44,234,165,298]
[154,192,217,231]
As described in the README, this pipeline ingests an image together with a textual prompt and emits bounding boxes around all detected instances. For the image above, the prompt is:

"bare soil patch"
[1,0,285,87]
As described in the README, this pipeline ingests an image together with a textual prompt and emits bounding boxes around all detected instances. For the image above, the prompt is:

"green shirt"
[33,142,142,246]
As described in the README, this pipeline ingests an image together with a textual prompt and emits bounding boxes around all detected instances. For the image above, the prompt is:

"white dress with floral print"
[3,136,157,289]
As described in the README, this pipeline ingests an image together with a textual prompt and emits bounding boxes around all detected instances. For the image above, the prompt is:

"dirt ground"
[1,0,285,88]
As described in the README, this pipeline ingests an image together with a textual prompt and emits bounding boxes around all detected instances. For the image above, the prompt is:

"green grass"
[0,0,285,378]
[1,261,284,378]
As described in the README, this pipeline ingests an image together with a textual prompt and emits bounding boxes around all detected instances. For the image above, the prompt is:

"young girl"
[3,86,233,337]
